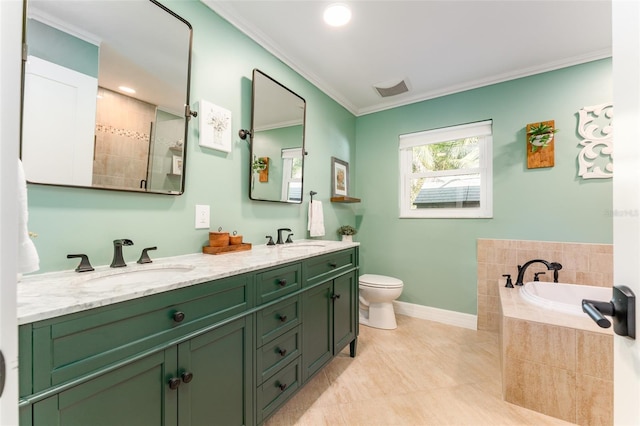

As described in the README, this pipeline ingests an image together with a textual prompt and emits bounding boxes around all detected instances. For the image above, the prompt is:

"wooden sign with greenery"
[526,120,556,169]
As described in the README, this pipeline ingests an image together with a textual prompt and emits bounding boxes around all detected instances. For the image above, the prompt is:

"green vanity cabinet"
[29,317,252,426]
[24,273,252,395]
[19,246,359,426]
[32,346,175,426]
[302,270,358,382]
[176,316,253,426]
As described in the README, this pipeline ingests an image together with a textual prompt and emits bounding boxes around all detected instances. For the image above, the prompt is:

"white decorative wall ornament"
[577,103,613,179]
[198,100,232,152]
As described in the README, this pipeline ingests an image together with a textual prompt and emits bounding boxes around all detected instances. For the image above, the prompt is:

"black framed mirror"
[248,69,306,203]
[20,0,192,195]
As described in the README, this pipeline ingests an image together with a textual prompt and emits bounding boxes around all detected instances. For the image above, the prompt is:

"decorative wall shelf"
[330,196,361,203]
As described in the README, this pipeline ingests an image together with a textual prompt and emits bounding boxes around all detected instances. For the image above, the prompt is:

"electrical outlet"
[195,205,210,229]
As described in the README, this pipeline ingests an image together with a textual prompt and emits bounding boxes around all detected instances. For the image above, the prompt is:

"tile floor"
[266,315,573,425]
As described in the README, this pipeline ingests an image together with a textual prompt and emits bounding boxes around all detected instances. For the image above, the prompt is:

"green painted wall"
[24,0,612,318]
[354,59,612,315]
[26,0,356,273]
[27,19,99,77]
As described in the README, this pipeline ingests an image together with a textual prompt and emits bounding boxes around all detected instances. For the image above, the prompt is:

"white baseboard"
[393,300,478,330]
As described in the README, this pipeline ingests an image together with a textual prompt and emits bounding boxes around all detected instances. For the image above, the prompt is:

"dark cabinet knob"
[329,262,337,268]
[277,348,287,357]
[181,371,194,383]
[278,314,287,322]
[331,294,341,301]
[168,377,180,390]
[277,278,287,287]
[277,382,287,392]
[173,311,185,323]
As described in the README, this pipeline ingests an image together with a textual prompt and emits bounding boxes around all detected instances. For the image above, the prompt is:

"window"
[399,120,493,218]
[281,148,303,202]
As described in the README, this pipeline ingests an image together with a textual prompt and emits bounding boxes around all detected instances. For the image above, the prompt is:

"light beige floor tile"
[267,315,573,426]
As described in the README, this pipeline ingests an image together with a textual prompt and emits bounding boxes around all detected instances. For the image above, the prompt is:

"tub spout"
[515,259,562,286]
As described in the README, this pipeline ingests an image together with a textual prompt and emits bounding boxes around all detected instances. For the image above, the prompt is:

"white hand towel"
[18,159,40,274]
[307,200,325,237]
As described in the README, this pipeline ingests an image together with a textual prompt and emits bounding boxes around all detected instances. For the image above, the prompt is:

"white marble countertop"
[498,279,612,335]
[18,240,359,325]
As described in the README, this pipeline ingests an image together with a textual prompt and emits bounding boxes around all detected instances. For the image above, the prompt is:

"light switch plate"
[195,205,210,229]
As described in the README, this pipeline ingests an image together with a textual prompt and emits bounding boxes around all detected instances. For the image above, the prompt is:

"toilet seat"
[359,274,403,289]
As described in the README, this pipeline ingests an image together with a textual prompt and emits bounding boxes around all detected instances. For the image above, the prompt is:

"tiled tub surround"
[477,239,613,332]
[499,281,613,425]
[18,239,358,324]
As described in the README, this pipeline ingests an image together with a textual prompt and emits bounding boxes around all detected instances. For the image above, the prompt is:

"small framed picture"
[331,157,349,197]
[172,155,183,175]
[199,100,232,153]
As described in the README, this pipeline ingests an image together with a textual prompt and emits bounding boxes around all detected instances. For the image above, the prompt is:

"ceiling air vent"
[373,79,409,98]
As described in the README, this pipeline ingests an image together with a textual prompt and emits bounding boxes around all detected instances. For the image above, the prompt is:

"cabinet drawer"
[31,274,252,392]
[255,263,301,305]
[257,326,301,385]
[304,249,356,286]
[257,358,300,423]
[256,296,300,347]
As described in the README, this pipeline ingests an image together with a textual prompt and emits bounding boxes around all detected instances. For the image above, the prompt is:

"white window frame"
[399,120,493,219]
[280,148,303,202]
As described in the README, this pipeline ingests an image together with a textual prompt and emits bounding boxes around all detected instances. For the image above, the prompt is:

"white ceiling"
[203,0,612,116]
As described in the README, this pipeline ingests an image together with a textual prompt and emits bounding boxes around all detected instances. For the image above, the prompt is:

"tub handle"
[502,274,513,288]
[582,285,636,339]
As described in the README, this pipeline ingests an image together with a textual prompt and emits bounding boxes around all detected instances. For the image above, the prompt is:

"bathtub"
[500,281,613,424]
[519,281,611,316]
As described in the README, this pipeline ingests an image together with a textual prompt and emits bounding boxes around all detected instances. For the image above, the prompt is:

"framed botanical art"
[331,157,349,197]
[198,100,232,152]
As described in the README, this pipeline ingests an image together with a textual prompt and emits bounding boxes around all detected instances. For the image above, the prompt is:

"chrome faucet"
[515,259,562,286]
[276,228,292,244]
[111,239,134,268]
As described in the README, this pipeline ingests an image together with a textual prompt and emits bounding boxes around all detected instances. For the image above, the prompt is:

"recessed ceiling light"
[118,86,136,94]
[324,3,351,27]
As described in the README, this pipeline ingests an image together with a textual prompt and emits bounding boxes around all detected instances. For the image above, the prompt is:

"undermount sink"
[76,264,195,286]
[280,243,328,249]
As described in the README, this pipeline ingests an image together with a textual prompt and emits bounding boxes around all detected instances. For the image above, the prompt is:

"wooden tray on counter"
[202,243,252,255]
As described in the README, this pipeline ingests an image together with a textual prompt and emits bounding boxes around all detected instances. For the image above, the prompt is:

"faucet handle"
[265,236,275,246]
[67,254,95,273]
[502,274,513,288]
[137,246,157,264]
[285,233,294,243]
[534,272,545,281]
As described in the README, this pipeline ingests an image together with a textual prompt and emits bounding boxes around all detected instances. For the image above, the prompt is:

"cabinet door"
[301,281,332,381]
[333,271,357,354]
[177,317,253,426]
[32,349,177,426]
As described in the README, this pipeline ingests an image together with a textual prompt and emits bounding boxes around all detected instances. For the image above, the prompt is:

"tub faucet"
[111,239,134,268]
[515,259,562,286]
[276,228,292,245]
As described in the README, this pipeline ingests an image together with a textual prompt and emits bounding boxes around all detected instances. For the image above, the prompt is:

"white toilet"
[359,274,404,330]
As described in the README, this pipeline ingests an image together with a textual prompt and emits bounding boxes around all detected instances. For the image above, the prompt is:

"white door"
[0,0,22,424]
[612,1,640,424]
[22,55,97,187]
